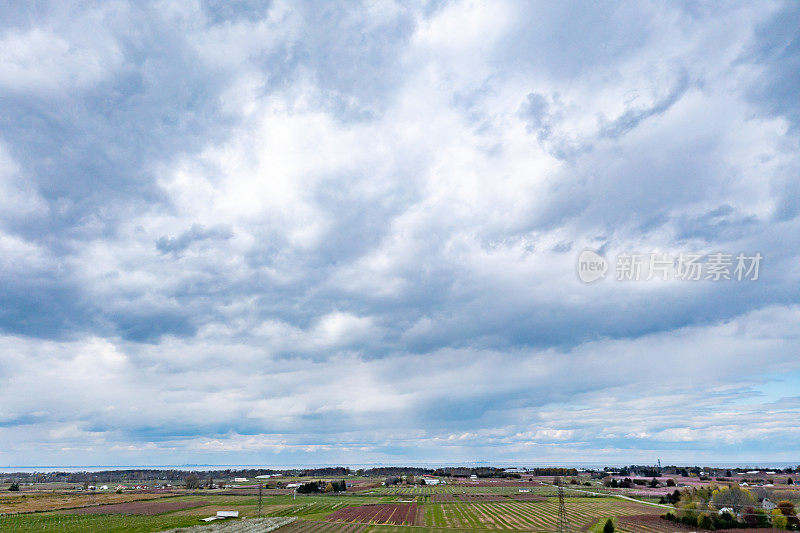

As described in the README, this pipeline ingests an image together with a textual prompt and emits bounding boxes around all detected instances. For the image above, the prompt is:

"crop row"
[425,498,660,530]
[0,512,198,533]
[278,520,367,532]
[326,503,421,526]
[265,501,349,517]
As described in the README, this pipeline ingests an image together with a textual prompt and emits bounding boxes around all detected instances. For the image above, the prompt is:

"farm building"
[201,510,240,522]
[761,498,776,511]
[233,477,248,482]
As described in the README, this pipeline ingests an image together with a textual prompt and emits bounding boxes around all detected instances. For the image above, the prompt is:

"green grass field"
[0,512,200,533]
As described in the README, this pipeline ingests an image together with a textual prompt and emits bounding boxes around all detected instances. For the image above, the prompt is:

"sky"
[0,0,799,467]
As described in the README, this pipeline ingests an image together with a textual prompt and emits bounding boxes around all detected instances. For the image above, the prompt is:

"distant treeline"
[1,468,284,484]
[7,464,796,484]
[2,466,517,483]
[527,468,579,476]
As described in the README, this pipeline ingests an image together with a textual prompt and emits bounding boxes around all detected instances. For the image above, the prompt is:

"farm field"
[0,512,201,532]
[424,498,662,531]
[0,491,174,514]
[368,485,556,496]
[61,498,210,515]
[10,468,795,532]
[326,503,423,526]
[613,514,760,533]
[0,492,667,533]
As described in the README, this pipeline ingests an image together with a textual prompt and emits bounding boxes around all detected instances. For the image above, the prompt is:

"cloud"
[156,224,233,254]
[0,0,799,465]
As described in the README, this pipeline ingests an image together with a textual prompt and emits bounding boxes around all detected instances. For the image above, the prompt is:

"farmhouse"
[761,498,776,511]
[233,477,248,482]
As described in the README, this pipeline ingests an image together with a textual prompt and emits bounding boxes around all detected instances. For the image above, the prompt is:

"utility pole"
[555,476,571,533]
[257,483,263,517]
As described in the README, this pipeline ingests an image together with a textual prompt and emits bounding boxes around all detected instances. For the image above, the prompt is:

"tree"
[185,474,200,489]
[8,483,19,491]
[777,501,798,528]
[297,482,321,494]
[710,485,755,511]
[324,482,334,493]
[649,478,659,488]
[602,518,615,533]
[743,507,770,528]
[772,509,788,530]
[777,500,796,516]
[788,477,794,485]
[697,513,712,530]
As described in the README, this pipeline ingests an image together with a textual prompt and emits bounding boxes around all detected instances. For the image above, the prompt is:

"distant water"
[1,461,798,474]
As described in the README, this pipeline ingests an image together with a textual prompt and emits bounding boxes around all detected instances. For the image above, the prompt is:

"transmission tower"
[555,476,571,533]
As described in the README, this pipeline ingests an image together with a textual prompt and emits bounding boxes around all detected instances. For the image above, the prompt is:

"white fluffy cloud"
[0,0,799,465]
